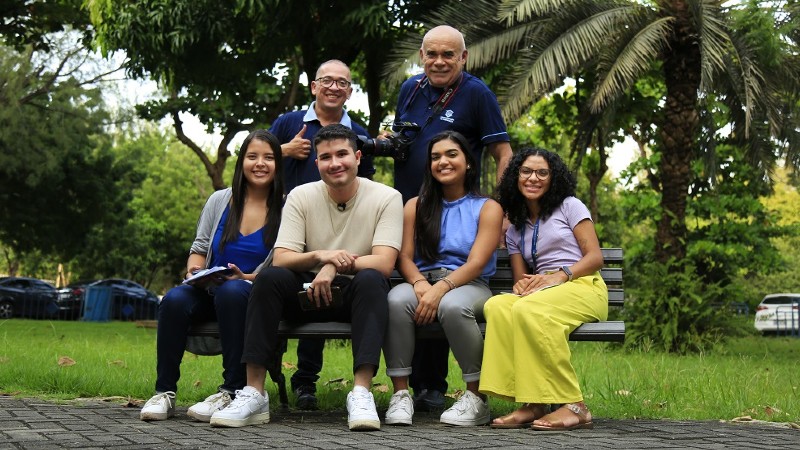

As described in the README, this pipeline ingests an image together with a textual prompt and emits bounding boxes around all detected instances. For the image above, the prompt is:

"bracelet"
[442,277,456,290]
[413,278,427,287]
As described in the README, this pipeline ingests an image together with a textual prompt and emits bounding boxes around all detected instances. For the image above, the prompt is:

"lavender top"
[505,196,592,273]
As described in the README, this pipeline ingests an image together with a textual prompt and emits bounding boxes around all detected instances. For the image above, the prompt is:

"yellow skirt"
[479,273,608,404]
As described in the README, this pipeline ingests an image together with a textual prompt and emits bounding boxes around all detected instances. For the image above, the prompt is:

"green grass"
[0,319,798,423]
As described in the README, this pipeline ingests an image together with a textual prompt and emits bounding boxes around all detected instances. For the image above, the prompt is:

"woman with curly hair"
[383,130,503,426]
[480,147,607,431]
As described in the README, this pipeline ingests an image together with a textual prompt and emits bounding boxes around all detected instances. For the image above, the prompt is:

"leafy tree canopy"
[0,0,90,50]
[400,0,800,265]
[86,0,448,189]
[0,38,128,260]
[70,126,211,290]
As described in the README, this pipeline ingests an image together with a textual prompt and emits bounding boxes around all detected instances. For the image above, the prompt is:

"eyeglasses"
[519,167,551,180]
[315,77,351,89]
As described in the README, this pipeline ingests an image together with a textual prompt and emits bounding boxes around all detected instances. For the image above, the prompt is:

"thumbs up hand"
[283,124,312,160]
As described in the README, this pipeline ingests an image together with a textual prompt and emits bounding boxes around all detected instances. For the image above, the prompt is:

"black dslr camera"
[356,122,420,161]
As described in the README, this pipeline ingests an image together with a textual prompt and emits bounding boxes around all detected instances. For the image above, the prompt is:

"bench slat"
[186,247,626,352]
[189,320,625,342]
[485,267,622,287]
[494,247,624,266]
[608,289,624,307]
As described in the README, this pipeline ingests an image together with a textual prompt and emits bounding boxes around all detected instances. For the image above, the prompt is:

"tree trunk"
[3,248,19,277]
[172,113,227,190]
[586,128,608,226]
[656,7,700,264]
[364,48,385,137]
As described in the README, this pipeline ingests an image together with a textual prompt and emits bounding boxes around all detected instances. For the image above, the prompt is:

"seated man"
[210,124,403,431]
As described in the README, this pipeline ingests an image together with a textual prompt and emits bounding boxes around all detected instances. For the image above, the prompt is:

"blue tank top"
[414,194,497,282]
[211,206,270,273]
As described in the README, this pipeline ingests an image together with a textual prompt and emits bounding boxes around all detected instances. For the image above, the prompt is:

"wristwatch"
[560,266,574,282]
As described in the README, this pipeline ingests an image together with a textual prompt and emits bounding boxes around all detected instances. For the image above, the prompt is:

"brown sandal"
[531,403,593,431]
[490,403,549,429]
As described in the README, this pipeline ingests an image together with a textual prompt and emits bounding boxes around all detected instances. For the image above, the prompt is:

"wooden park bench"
[186,247,625,406]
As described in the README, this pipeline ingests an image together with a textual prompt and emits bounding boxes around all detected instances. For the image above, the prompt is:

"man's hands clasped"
[303,250,358,308]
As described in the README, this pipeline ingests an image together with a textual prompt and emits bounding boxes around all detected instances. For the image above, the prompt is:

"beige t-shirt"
[275,178,403,273]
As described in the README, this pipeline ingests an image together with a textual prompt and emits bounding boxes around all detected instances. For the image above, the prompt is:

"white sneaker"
[209,386,270,428]
[187,391,232,422]
[440,390,490,426]
[346,386,380,431]
[140,392,176,421]
[385,390,414,425]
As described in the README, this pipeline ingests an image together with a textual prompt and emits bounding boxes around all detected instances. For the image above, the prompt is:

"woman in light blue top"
[140,130,284,424]
[383,130,503,427]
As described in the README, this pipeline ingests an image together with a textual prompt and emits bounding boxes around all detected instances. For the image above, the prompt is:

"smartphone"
[298,286,343,311]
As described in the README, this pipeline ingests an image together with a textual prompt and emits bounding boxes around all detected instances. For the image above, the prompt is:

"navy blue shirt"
[269,102,375,193]
[394,72,509,202]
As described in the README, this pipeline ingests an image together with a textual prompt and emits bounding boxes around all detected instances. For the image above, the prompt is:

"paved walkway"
[1,396,798,449]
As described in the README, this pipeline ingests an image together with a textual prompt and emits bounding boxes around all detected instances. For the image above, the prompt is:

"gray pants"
[384,279,491,382]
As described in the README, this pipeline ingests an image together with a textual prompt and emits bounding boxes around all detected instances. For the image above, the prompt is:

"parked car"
[57,278,160,321]
[0,277,76,319]
[55,280,94,319]
[754,293,800,334]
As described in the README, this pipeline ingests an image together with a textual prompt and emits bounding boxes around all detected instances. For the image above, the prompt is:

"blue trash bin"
[82,286,112,321]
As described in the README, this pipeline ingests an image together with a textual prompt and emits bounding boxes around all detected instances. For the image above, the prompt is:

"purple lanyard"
[520,219,540,272]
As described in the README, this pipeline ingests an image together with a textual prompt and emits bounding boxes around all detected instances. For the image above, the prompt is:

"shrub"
[623,259,732,353]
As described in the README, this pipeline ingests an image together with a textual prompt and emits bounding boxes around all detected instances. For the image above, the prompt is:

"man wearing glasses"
[384,25,513,418]
[270,59,375,193]
[268,59,376,411]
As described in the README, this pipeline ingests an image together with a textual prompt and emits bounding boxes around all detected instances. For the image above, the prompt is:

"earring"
[467,165,471,169]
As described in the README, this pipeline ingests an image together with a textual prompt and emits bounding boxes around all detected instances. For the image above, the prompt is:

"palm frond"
[383,39,424,88]
[498,4,642,119]
[381,0,502,87]
[591,16,672,113]
[467,21,541,69]
[722,33,767,137]
[691,0,733,93]
[497,0,574,25]
[422,0,502,33]
[492,50,557,121]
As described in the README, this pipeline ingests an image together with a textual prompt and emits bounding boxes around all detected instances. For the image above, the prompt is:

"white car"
[754,293,800,333]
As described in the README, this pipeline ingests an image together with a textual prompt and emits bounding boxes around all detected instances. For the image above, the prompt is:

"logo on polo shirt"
[440,109,455,123]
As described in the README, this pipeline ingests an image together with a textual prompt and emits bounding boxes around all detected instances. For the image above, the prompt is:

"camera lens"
[357,135,396,157]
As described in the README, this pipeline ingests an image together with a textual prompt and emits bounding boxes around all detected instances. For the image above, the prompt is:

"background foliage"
[0,1,798,354]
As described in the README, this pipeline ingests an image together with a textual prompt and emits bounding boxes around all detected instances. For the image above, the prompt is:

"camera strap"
[404,74,465,131]
[430,74,463,117]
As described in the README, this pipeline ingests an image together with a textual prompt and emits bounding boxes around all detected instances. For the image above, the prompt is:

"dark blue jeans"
[410,339,450,394]
[155,281,250,394]
[242,267,389,379]
[292,338,324,394]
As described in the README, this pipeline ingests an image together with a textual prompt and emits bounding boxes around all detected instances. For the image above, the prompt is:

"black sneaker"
[413,389,445,412]
[294,387,318,410]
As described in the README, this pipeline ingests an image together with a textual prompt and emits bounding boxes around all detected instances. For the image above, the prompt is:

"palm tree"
[389,0,800,263]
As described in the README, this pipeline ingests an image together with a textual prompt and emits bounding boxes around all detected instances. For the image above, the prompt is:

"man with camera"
[384,25,513,414]
[210,124,403,430]
[269,59,376,410]
[388,25,512,202]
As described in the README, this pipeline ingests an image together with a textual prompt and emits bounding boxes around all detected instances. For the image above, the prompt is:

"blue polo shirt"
[269,102,375,193]
[393,72,509,203]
